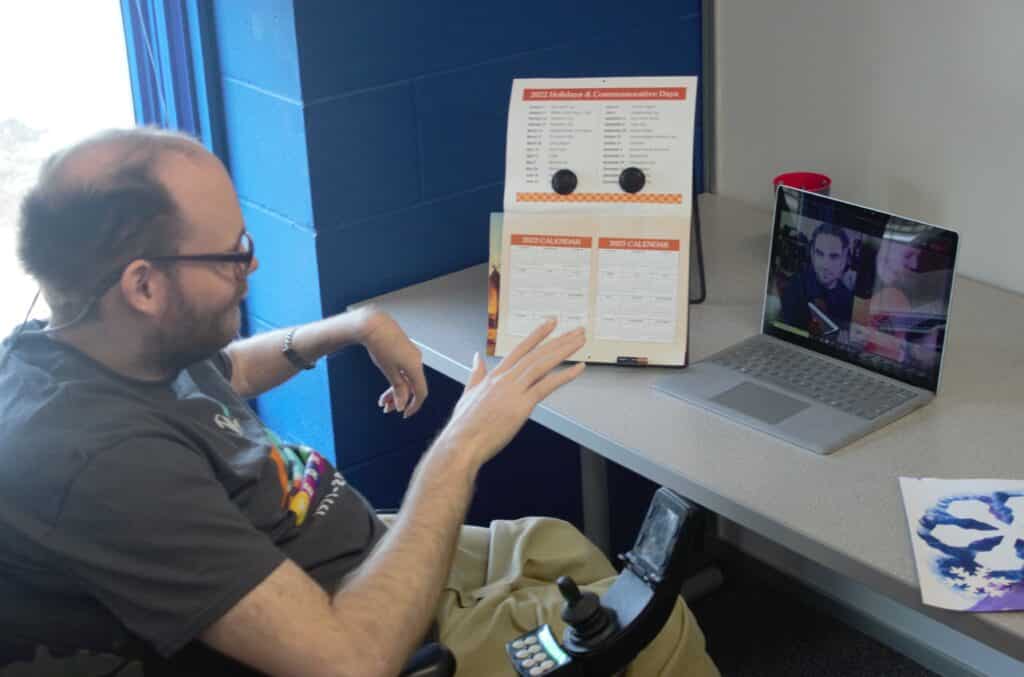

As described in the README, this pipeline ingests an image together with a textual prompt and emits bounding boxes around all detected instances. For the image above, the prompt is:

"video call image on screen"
[764,188,958,390]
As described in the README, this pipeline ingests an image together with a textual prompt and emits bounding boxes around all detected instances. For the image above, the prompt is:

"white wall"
[713,0,1024,293]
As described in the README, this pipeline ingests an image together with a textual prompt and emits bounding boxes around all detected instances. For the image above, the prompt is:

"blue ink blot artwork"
[917,491,1024,611]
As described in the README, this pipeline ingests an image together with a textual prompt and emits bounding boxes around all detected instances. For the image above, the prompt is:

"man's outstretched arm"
[224,306,428,416]
[200,441,478,677]
[203,320,586,677]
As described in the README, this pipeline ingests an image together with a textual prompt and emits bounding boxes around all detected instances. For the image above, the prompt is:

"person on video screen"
[851,237,924,364]
[779,223,854,339]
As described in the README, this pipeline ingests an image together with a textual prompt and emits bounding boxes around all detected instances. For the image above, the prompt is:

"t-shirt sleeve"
[210,350,234,381]
[49,438,286,658]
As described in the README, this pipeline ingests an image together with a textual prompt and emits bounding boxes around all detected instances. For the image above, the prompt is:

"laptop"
[654,186,960,454]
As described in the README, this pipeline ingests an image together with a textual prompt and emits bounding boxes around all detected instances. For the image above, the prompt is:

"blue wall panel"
[342,387,585,531]
[468,418,583,529]
[415,14,704,200]
[241,201,323,328]
[343,441,430,514]
[221,78,313,226]
[316,184,500,312]
[413,62,518,200]
[210,0,301,98]
[305,84,421,227]
[327,353,462,469]
[305,5,703,525]
[317,184,500,471]
[292,1,701,99]
[211,0,704,527]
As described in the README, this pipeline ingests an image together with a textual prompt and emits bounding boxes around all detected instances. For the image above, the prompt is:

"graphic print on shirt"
[213,412,243,435]
[267,445,291,506]
[205,394,337,525]
[210,400,243,436]
[206,397,296,504]
[261,426,330,523]
[314,473,350,520]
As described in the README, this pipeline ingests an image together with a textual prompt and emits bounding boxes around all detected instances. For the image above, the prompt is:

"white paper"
[506,234,592,337]
[899,477,1024,611]
[492,213,690,366]
[504,76,697,214]
[595,238,680,343]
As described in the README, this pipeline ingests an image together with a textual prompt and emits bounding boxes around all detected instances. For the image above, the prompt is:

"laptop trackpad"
[710,381,810,424]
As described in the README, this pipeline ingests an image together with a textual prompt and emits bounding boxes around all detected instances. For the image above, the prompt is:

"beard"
[146,279,244,374]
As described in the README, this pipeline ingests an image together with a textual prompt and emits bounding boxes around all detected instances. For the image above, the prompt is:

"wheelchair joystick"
[558,576,618,651]
[506,489,700,676]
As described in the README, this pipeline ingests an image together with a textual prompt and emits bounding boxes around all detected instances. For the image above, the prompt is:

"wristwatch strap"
[282,327,316,370]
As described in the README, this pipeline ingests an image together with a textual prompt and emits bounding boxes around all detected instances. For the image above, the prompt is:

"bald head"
[17,127,211,322]
[39,127,205,186]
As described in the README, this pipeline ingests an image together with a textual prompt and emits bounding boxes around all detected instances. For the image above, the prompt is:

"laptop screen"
[763,187,959,392]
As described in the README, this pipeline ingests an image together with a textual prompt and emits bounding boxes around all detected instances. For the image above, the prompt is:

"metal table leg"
[579,445,611,556]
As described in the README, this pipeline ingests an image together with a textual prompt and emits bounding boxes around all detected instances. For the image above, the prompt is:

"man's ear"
[118,260,168,318]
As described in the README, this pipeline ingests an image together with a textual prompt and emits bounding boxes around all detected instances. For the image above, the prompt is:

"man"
[779,222,855,338]
[0,129,717,676]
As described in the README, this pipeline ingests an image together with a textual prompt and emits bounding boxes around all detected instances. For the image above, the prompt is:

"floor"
[689,551,938,677]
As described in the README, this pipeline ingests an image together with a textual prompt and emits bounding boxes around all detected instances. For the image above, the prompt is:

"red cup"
[773,171,831,196]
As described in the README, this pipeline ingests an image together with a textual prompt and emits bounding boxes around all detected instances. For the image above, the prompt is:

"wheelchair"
[1,489,710,677]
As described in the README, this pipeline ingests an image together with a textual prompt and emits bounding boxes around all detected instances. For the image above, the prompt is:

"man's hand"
[360,310,429,418]
[434,318,586,469]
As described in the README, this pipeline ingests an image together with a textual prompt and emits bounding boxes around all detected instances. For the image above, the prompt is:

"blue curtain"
[119,0,223,155]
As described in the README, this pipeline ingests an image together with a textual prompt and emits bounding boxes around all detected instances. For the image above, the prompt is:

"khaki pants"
[437,517,720,677]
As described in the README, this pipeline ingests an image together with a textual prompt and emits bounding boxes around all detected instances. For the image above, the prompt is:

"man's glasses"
[146,231,255,270]
[97,230,255,294]
[44,231,257,334]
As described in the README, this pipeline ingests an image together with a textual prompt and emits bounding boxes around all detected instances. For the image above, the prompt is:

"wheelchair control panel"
[505,488,699,676]
[507,624,573,676]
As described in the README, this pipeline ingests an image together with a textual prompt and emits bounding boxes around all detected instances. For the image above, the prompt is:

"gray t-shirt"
[0,322,386,663]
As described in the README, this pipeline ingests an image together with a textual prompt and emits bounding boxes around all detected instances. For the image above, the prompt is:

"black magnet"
[551,169,578,195]
[618,167,646,193]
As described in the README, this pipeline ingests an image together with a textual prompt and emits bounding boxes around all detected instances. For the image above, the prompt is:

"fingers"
[402,364,429,418]
[379,387,397,414]
[465,352,487,389]
[387,369,412,414]
[379,367,428,418]
[515,327,586,388]
[531,362,586,401]
[493,317,557,375]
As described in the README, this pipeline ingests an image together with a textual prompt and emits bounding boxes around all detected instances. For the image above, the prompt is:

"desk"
[355,195,1024,676]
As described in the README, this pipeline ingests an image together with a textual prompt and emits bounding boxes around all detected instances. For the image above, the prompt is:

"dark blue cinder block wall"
[208,0,703,531]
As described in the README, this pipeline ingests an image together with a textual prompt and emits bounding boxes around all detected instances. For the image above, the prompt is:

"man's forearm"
[328,438,479,675]
[224,307,377,398]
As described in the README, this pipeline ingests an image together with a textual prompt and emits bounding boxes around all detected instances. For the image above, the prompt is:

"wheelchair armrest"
[399,642,456,677]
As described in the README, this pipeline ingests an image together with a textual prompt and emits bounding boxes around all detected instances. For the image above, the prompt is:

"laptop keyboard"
[709,339,919,420]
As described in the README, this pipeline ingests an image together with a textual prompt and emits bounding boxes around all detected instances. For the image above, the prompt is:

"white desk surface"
[355,194,1024,662]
